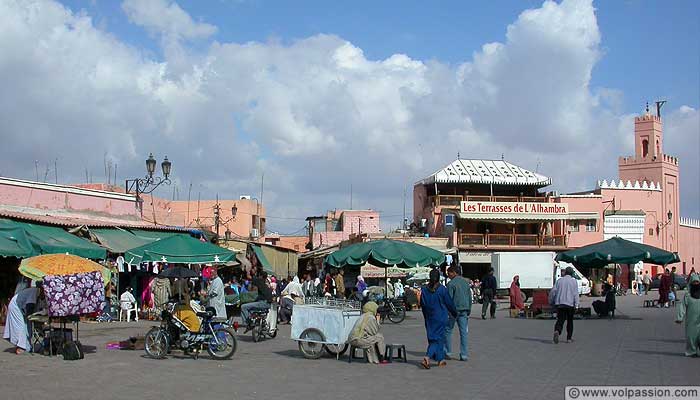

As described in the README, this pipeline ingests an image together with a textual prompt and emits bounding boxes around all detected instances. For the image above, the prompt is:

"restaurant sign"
[459,201,569,220]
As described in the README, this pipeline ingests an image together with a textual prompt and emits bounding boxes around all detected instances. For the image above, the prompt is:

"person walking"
[670,266,678,298]
[444,266,471,361]
[550,266,580,344]
[481,268,497,319]
[675,273,700,357]
[643,271,651,296]
[420,269,457,369]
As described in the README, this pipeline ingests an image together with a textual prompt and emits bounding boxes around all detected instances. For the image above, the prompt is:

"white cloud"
[0,0,697,233]
[122,0,216,41]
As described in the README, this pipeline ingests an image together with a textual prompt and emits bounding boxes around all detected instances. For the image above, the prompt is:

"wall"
[340,210,380,235]
[158,198,266,240]
[0,177,138,217]
[272,236,309,252]
[555,195,604,247]
[679,223,700,275]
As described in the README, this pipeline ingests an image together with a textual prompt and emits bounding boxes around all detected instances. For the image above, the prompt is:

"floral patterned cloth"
[44,271,105,317]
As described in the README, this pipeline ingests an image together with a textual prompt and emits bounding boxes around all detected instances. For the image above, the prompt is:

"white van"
[554,261,591,295]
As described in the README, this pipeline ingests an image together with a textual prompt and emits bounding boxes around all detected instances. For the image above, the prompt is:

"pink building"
[413,104,699,277]
[307,209,380,249]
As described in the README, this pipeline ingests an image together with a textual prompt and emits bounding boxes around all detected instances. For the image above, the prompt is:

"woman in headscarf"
[420,269,457,369]
[356,275,367,293]
[592,283,616,318]
[509,275,525,311]
[348,301,386,364]
[675,273,700,357]
[279,277,304,324]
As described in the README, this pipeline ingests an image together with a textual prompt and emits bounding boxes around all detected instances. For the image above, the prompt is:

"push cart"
[290,298,361,359]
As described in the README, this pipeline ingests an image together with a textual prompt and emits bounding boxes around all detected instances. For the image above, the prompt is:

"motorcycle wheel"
[144,327,168,359]
[269,329,277,339]
[324,343,348,356]
[207,328,237,360]
[251,324,262,343]
[388,306,406,324]
[298,328,325,359]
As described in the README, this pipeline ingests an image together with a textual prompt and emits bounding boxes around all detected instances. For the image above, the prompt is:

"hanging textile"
[43,271,105,317]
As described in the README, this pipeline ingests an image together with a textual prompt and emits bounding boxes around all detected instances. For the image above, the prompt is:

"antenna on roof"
[655,100,667,118]
[536,157,541,173]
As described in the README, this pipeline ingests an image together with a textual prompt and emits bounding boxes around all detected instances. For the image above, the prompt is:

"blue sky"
[62,0,699,113]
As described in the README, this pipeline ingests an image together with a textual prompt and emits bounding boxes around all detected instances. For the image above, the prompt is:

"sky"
[0,0,698,235]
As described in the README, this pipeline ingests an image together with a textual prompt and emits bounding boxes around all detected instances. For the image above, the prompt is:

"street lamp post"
[125,153,172,217]
[213,196,237,240]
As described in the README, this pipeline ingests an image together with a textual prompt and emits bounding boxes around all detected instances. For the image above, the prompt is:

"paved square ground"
[1,293,696,400]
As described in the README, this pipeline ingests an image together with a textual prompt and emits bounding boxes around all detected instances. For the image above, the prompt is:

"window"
[585,220,596,232]
[649,228,654,236]
[642,139,649,157]
[444,214,455,227]
[569,221,579,232]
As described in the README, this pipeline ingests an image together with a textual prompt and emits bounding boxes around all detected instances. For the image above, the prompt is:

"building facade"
[413,105,700,277]
[306,209,380,249]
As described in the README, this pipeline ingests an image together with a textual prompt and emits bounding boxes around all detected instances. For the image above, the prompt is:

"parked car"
[649,274,687,291]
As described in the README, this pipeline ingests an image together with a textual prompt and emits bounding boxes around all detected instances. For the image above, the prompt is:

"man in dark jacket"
[445,266,472,361]
[241,272,273,329]
[481,268,497,319]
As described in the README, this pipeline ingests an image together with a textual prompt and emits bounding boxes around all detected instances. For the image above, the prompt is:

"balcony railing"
[431,195,547,208]
[459,234,567,248]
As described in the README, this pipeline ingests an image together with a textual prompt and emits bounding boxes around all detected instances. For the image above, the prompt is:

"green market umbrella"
[124,234,236,266]
[325,239,445,269]
[555,236,679,269]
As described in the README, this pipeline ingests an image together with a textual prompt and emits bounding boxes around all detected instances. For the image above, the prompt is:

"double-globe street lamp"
[125,153,172,216]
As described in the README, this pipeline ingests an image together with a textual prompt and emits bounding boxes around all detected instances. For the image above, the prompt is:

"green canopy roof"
[555,236,680,268]
[124,234,235,265]
[129,229,184,242]
[325,239,446,269]
[90,228,153,254]
[0,219,107,259]
[250,244,273,273]
[0,226,35,258]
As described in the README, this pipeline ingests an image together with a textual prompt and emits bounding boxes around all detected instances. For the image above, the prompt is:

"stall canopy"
[250,244,274,274]
[90,228,152,253]
[555,236,680,269]
[0,218,106,259]
[89,228,185,253]
[325,239,446,269]
[124,234,236,265]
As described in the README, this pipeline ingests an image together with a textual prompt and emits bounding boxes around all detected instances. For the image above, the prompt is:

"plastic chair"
[119,302,139,322]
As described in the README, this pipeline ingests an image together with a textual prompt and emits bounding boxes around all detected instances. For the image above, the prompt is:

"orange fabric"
[21,254,102,275]
[175,305,201,332]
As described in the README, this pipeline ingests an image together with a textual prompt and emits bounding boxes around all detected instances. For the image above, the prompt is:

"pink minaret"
[618,102,680,252]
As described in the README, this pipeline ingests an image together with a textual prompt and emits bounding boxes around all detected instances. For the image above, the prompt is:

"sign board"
[360,265,407,278]
[458,251,492,263]
[460,201,569,220]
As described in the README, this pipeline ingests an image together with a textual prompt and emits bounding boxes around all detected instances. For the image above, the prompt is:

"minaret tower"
[618,101,680,251]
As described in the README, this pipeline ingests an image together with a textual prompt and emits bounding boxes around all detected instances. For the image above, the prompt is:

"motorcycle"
[250,305,278,342]
[145,302,238,360]
[379,298,406,324]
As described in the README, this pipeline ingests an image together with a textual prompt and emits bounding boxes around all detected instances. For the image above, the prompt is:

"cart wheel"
[298,328,325,359]
[324,343,349,356]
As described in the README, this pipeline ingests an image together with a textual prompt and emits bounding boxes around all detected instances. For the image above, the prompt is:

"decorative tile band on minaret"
[597,179,662,191]
[680,217,700,229]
